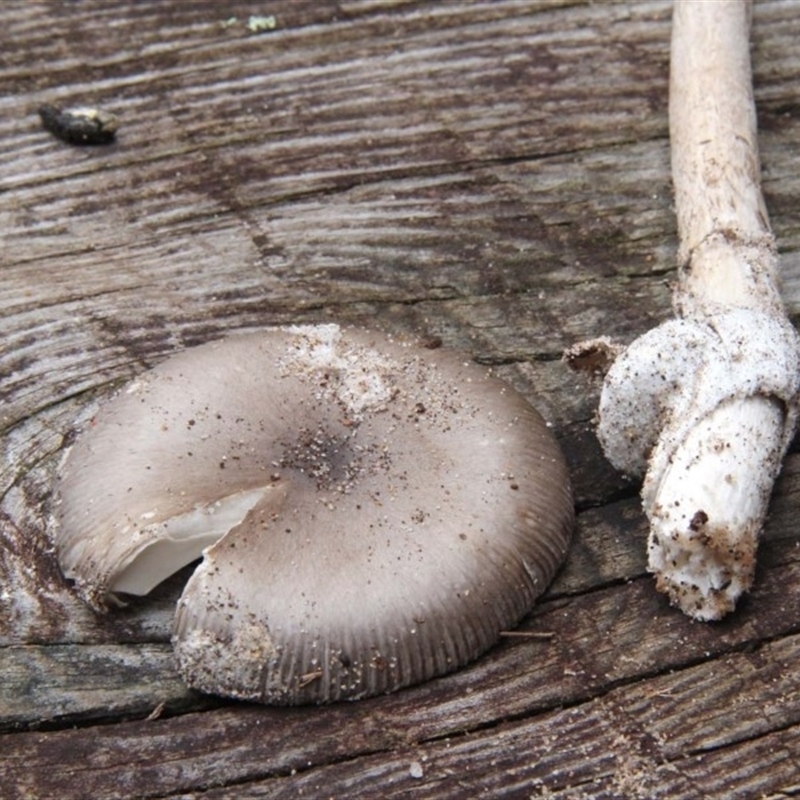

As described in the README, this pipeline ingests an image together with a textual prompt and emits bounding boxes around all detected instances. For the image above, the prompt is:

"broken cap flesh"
[55,325,573,704]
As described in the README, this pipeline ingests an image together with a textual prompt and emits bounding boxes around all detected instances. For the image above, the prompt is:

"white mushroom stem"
[594,0,800,620]
[671,0,780,318]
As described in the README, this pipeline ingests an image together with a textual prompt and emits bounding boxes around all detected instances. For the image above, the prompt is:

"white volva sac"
[598,310,799,620]
[572,1,800,620]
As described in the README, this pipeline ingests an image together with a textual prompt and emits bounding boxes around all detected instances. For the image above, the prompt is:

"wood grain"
[2,0,800,797]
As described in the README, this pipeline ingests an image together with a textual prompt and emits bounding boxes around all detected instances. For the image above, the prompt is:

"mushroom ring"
[55,325,573,704]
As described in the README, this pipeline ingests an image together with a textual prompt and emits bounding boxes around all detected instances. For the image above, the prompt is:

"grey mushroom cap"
[55,325,573,704]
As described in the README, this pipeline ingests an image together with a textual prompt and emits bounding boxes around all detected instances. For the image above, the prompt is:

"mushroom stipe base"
[54,325,573,704]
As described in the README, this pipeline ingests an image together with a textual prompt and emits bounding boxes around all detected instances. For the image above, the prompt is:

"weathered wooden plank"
[2,549,799,798]
[679,726,800,800]
[4,631,799,799]
[0,643,201,733]
[178,634,800,799]
[2,0,800,796]
[618,634,800,757]
[0,139,681,419]
[3,0,799,437]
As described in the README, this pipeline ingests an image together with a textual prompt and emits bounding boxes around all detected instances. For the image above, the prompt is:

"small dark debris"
[689,509,709,532]
[39,103,119,145]
[563,337,624,376]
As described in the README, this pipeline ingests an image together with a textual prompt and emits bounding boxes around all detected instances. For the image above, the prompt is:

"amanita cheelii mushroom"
[55,325,573,703]
[567,1,800,620]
